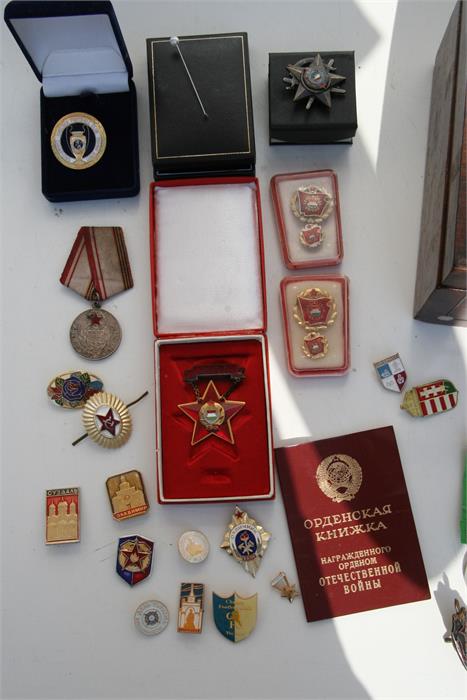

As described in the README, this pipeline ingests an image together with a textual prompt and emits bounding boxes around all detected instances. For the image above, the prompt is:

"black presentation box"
[146,33,256,179]
[269,51,358,145]
[4,1,140,202]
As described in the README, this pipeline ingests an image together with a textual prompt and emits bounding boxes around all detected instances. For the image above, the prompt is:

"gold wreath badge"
[81,391,132,449]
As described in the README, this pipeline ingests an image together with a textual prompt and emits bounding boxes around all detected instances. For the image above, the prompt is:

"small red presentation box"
[280,275,350,377]
[271,170,343,270]
[150,177,275,503]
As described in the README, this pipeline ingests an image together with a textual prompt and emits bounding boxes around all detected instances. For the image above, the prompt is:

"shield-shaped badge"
[212,592,257,642]
[374,354,407,393]
[116,535,153,586]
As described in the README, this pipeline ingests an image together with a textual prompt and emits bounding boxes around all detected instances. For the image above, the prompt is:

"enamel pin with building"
[221,506,271,577]
[401,379,458,417]
[374,354,407,393]
[45,488,80,545]
[106,470,149,521]
[116,535,154,586]
[178,583,205,634]
[212,592,257,642]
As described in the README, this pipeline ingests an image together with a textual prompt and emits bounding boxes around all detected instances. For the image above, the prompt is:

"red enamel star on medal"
[178,380,245,446]
[97,408,120,436]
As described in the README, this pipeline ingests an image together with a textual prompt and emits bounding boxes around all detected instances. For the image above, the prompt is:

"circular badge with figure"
[178,531,209,564]
[51,112,106,170]
[134,600,169,636]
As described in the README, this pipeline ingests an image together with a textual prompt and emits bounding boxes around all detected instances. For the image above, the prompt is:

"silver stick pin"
[169,36,208,119]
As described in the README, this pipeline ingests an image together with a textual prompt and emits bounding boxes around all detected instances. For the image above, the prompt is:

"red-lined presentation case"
[150,177,275,503]
[280,274,350,377]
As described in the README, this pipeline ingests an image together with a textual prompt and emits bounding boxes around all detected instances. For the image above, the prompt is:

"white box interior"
[275,173,340,265]
[154,335,274,503]
[154,182,264,335]
[284,277,347,371]
[11,15,129,96]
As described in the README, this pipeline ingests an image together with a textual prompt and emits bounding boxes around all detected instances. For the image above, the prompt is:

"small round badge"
[134,600,169,636]
[178,531,210,564]
[51,112,107,170]
[81,391,132,449]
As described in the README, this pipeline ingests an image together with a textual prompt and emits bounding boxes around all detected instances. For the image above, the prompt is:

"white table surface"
[1,1,466,699]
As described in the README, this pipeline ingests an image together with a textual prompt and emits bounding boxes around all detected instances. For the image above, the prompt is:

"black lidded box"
[4,1,139,202]
[147,33,256,179]
[269,51,357,145]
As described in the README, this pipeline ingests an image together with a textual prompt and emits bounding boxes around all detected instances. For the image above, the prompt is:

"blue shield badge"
[212,592,257,642]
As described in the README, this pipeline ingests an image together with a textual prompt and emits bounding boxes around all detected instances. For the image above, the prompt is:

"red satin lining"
[158,337,271,500]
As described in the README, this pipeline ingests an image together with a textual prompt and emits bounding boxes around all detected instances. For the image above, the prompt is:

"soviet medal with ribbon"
[60,226,133,360]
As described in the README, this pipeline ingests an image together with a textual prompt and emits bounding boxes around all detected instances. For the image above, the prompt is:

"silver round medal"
[134,600,169,636]
[70,308,122,360]
[178,530,210,564]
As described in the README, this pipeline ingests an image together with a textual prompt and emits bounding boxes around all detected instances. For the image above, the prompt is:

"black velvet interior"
[269,52,358,144]
[40,84,139,201]
[147,33,255,178]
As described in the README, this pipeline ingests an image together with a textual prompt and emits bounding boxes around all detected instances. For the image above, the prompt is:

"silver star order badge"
[283,54,346,110]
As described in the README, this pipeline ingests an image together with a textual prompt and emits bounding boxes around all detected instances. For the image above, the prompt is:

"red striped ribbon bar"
[60,227,133,301]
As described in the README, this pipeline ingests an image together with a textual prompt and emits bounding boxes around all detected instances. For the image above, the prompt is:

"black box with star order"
[268,51,357,145]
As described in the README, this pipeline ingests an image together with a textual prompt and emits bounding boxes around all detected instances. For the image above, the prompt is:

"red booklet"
[275,426,430,622]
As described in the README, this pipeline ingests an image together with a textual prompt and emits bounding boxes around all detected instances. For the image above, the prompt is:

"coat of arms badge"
[374,354,407,392]
[401,379,459,417]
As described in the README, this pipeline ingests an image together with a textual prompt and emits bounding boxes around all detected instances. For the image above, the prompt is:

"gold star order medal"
[178,364,246,446]
[221,506,271,577]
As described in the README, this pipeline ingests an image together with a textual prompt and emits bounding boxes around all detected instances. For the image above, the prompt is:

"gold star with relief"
[119,538,151,572]
[284,54,346,110]
[178,380,245,446]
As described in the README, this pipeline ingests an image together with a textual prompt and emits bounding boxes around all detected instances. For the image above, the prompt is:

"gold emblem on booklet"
[316,454,362,503]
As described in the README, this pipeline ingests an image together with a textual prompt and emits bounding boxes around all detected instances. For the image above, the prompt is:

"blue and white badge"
[374,353,407,393]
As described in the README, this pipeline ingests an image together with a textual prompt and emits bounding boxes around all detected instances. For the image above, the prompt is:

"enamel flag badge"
[116,535,153,586]
[401,379,458,417]
[374,354,407,392]
[212,592,257,643]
